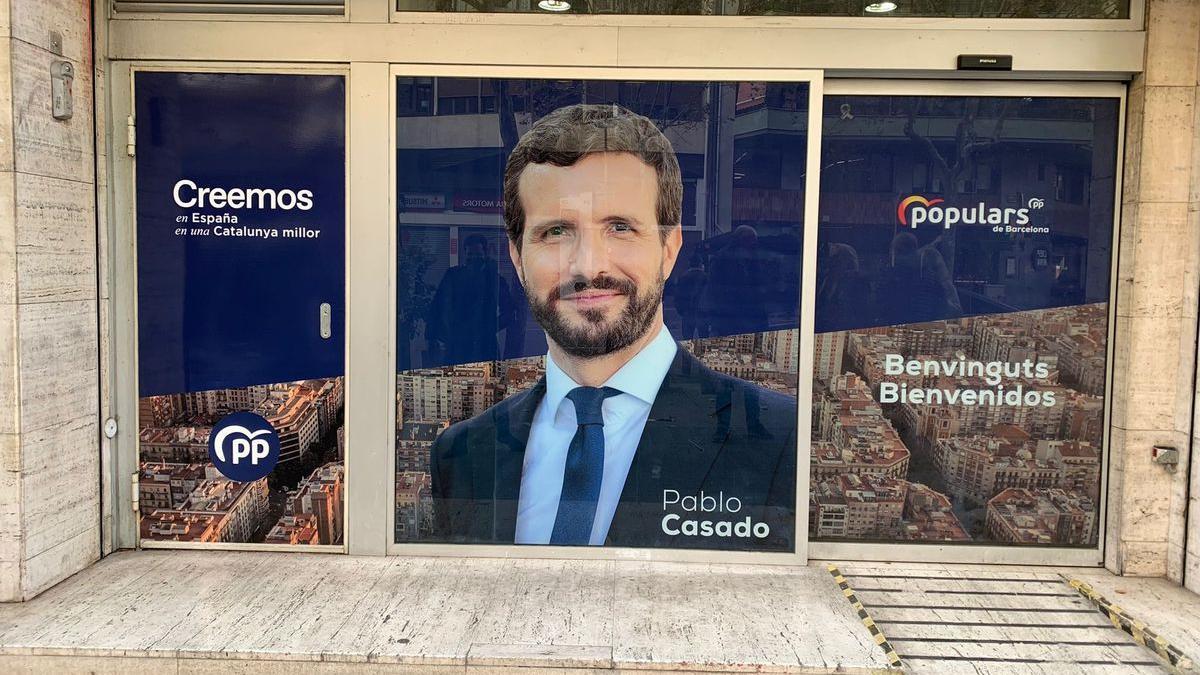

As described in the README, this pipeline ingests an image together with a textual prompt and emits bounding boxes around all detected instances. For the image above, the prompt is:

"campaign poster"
[135,72,346,545]
[810,95,1119,547]
[394,79,809,551]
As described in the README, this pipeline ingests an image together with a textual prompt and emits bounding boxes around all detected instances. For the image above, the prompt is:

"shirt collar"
[543,324,678,415]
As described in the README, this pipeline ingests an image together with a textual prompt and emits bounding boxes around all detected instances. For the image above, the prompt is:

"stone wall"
[0,0,100,601]
[1109,0,1200,583]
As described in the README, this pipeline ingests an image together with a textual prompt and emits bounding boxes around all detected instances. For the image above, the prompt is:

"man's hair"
[502,103,683,252]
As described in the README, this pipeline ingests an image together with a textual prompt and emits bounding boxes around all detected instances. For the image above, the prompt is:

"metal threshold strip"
[828,563,1198,674]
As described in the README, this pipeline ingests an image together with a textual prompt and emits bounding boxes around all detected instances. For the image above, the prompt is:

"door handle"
[320,303,332,339]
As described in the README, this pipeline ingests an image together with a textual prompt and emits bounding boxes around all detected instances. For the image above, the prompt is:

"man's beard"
[526,272,664,359]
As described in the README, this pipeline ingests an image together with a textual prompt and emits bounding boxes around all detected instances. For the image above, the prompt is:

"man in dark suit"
[430,103,797,551]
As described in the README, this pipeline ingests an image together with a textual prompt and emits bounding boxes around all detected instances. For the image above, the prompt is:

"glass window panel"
[811,93,1119,548]
[396,0,1129,18]
[395,77,810,551]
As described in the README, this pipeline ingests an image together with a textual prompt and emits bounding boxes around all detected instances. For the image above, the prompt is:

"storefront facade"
[10,0,1200,602]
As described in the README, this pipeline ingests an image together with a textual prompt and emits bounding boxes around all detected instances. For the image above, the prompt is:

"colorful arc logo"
[897,195,944,226]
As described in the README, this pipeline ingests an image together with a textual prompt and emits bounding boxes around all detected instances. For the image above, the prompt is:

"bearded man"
[429,104,797,551]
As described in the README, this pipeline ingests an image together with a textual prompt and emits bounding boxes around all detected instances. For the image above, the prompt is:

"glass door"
[808,80,1123,565]
[131,69,348,549]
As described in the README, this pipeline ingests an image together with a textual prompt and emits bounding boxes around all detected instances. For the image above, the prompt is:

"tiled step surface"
[0,550,891,674]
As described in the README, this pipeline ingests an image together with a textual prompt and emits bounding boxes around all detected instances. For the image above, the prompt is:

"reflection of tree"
[398,244,437,368]
[899,96,1014,271]
[492,78,707,133]
[903,97,1012,195]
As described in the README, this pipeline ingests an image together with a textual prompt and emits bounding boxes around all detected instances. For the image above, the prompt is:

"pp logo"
[208,412,280,482]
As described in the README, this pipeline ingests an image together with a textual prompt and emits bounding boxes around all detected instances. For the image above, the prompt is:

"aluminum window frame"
[807,78,1125,568]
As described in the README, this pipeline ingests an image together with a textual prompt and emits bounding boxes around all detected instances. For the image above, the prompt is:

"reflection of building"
[138,462,206,510]
[810,474,905,539]
[986,487,1096,545]
[810,441,908,482]
[1036,439,1102,501]
[139,511,220,542]
[811,331,841,382]
[265,514,321,545]
[258,386,321,464]
[813,373,911,481]
[900,483,970,541]
[810,473,968,542]
[143,474,270,543]
[395,471,433,541]
[303,378,345,436]
[933,426,1100,506]
[399,364,499,424]
[162,385,270,423]
[139,427,211,463]
[396,421,446,474]
[286,462,345,545]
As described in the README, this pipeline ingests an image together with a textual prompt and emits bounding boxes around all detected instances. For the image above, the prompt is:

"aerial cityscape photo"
[137,377,345,545]
[810,303,1107,547]
[394,329,801,542]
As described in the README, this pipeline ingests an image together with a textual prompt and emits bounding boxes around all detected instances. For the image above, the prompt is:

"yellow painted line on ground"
[1068,578,1197,674]
[827,564,903,670]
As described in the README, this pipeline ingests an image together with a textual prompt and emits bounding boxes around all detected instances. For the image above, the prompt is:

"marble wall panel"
[1145,0,1200,87]
[1116,429,1186,544]
[9,0,91,66]
[20,414,97,561]
[0,171,14,307]
[1138,86,1196,204]
[1165,462,1190,584]
[16,300,98,435]
[0,432,20,564]
[1122,201,1192,318]
[0,39,12,174]
[1187,549,1200,594]
[1193,90,1200,205]
[1118,539,1170,577]
[21,527,98,599]
[0,172,15,439]
[1114,202,1138,318]
[1114,316,1187,432]
[1104,431,1126,576]
[0,561,18,603]
[0,300,16,437]
[10,38,92,183]
[1168,542,1185,584]
[1123,82,1144,206]
[14,172,96,304]
[0,0,10,37]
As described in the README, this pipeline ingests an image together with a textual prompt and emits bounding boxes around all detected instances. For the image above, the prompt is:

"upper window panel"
[395,0,1129,19]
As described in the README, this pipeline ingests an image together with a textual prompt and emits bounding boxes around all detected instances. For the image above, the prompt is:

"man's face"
[510,152,682,358]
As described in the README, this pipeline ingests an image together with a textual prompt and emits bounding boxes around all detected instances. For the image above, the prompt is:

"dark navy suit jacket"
[429,348,797,551]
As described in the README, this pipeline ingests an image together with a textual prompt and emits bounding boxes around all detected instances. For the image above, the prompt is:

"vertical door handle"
[320,303,332,339]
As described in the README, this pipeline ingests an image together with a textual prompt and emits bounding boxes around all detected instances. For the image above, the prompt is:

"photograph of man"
[430,103,797,551]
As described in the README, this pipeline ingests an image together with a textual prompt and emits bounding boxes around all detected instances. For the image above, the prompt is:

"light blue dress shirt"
[515,325,678,545]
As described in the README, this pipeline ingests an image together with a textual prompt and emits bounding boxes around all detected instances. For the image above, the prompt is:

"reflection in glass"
[395,78,808,551]
[396,0,1128,18]
[811,94,1119,548]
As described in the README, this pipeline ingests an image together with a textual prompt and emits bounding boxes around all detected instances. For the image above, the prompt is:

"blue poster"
[136,72,346,397]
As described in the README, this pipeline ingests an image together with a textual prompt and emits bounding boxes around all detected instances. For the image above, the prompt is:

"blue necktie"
[550,386,621,545]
